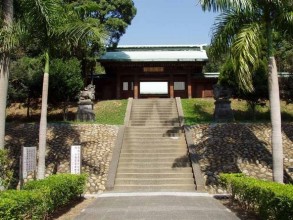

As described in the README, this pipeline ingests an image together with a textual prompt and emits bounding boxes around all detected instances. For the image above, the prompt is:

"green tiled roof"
[100,45,208,62]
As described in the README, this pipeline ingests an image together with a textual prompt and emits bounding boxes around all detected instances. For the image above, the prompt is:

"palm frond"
[0,21,26,53]
[231,22,262,92]
[209,9,256,57]
[274,11,293,35]
[56,19,108,46]
[199,0,253,12]
[20,0,61,29]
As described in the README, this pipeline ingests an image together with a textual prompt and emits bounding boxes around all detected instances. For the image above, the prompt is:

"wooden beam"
[134,74,139,99]
[169,74,174,98]
[187,73,192,99]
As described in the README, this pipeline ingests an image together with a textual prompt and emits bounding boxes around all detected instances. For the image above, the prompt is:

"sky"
[119,0,218,46]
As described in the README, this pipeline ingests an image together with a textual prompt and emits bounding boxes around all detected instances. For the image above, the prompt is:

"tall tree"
[219,58,268,120]
[0,0,13,149]
[19,0,105,179]
[65,0,136,78]
[200,0,293,183]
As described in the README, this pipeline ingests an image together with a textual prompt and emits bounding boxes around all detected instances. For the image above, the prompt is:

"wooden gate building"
[95,45,217,99]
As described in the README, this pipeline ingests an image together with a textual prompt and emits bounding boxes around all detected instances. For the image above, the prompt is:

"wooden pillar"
[134,74,139,99]
[187,73,192,99]
[116,74,120,99]
[169,74,174,98]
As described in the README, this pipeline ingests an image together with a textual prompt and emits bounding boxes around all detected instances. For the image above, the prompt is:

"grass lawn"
[6,99,128,125]
[7,98,292,125]
[182,98,293,125]
[94,99,128,125]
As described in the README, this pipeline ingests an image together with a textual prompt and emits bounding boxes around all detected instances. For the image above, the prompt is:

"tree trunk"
[62,102,68,121]
[37,52,49,180]
[268,57,283,183]
[26,96,31,118]
[0,55,9,149]
[0,0,13,149]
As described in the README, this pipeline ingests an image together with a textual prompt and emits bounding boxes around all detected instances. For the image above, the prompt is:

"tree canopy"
[200,0,293,183]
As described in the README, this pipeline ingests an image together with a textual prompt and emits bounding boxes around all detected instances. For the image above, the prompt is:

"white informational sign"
[71,145,81,174]
[140,82,168,94]
[22,147,37,178]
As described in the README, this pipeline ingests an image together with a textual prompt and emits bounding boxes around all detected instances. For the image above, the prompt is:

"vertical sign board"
[22,147,37,179]
[71,145,81,174]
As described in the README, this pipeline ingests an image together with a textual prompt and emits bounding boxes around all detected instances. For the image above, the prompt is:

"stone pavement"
[75,192,240,220]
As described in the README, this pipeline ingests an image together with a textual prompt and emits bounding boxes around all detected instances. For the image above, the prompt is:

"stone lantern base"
[213,99,234,122]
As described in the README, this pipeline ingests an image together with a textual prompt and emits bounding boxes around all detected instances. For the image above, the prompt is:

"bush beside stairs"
[113,98,196,192]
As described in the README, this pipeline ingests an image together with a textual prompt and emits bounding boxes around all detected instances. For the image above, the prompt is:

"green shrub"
[0,149,13,190]
[220,173,293,220]
[0,174,86,219]
[23,174,86,212]
[0,190,47,220]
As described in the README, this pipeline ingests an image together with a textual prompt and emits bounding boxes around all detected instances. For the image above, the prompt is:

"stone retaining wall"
[189,123,293,193]
[5,123,118,194]
[5,123,293,194]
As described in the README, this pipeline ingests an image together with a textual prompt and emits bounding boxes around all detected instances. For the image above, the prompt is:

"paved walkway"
[75,192,240,220]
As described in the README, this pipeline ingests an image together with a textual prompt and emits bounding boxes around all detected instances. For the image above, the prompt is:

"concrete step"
[115,178,195,185]
[124,132,183,136]
[130,116,177,119]
[122,141,185,146]
[120,146,187,152]
[130,116,179,120]
[116,167,193,174]
[121,146,186,151]
[130,123,180,126]
[131,108,177,111]
[124,133,183,138]
[125,127,183,133]
[129,119,179,123]
[131,109,177,112]
[120,151,187,159]
[118,157,190,163]
[122,143,183,147]
[126,126,182,132]
[120,149,188,154]
[113,185,196,192]
[113,98,196,192]
[133,100,176,104]
[132,102,175,105]
[132,105,176,107]
[123,135,185,144]
[133,100,175,103]
[115,173,193,179]
[117,162,191,169]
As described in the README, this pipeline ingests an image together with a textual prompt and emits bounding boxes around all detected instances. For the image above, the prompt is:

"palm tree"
[200,0,293,183]
[19,0,106,179]
[18,0,62,179]
[0,0,13,149]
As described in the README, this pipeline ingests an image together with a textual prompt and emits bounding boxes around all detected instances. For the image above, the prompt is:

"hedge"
[220,173,293,220]
[0,174,86,219]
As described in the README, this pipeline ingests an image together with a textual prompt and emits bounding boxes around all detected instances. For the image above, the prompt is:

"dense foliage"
[9,0,137,106]
[219,59,268,119]
[0,149,13,191]
[9,57,43,103]
[8,57,83,120]
[220,173,293,220]
[49,58,83,120]
[280,75,293,104]
[50,0,137,78]
[0,174,86,219]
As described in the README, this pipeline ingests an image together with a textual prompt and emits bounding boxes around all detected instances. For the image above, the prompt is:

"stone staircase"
[113,99,195,192]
